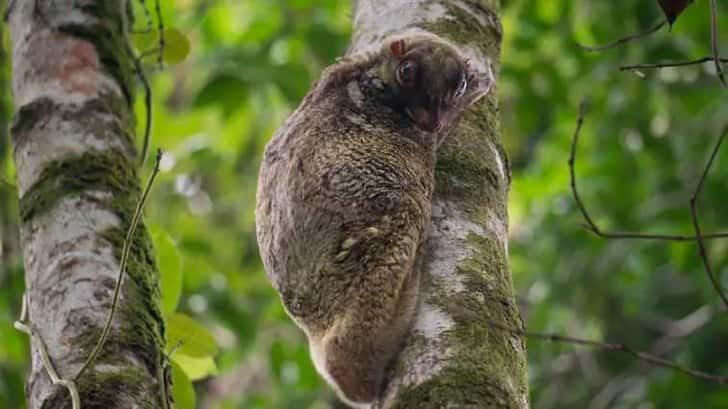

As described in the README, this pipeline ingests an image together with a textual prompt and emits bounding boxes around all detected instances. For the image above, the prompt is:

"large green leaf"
[152,229,182,315]
[162,28,191,65]
[172,354,219,381]
[166,313,219,357]
[170,360,196,409]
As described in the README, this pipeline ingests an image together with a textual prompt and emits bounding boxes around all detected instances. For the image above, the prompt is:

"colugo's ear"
[389,39,406,58]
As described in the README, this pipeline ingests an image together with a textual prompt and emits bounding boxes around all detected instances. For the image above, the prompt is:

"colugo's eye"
[453,75,468,99]
[396,60,418,87]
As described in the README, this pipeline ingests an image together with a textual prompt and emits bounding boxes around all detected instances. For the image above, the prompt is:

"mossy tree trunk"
[350,1,529,407]
[7,1,167,407]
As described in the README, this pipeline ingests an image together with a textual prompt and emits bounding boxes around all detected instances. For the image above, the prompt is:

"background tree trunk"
[7,1,167,407]
[350,1,529,407]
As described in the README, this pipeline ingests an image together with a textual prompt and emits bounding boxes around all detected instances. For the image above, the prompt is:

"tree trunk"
[7,1,167,408]
[350,1,529,407]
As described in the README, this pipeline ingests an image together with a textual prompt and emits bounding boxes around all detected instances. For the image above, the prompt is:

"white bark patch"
[351,1,447,52]
[15,109,130,196]
[23,196,121,326]
[414,302,455,339]
[426,200,485,293]
[23,195,120,286]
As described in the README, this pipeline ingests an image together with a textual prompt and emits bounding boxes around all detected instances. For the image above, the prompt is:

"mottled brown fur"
[256,33,492,408]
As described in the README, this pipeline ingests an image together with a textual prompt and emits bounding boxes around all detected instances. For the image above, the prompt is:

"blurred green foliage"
[1,0,728,408]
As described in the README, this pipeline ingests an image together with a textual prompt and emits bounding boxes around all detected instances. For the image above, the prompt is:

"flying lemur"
[256,33,493,408]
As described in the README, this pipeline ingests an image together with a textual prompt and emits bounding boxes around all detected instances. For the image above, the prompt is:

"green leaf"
[166,313,219,357]
[193,73,249,115]
[131,31,157,53]
[172,354,218,381]
[152,230,182,315]
[170,360,196,409]
[162,28,191,65]
[131,27,190,65]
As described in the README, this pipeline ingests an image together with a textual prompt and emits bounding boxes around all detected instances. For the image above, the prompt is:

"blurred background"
[2,0,728,408]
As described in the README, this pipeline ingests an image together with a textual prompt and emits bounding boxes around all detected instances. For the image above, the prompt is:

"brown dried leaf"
[658,0,694,25]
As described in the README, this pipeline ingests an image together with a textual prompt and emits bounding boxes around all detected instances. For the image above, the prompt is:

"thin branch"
[135,0,153,34]
[689,126,728,308]
[74,150,163,380]
[569,101,728,242]
[709,0,728,89]
[140,47,162,61]
[576,20,666,53]
[621,56,728,71]
[154,0,165,69]
[123,1,154,167]
[124,40,153,167]
[590,305,713,408]
[488,319,728,386]
[15,294,81,409]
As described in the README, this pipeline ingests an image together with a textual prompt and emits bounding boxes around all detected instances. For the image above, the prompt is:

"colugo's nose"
[407,105,441,132]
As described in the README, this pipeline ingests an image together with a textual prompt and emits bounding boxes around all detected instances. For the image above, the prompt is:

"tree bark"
[8,1,167,408]
[350,1,529,408]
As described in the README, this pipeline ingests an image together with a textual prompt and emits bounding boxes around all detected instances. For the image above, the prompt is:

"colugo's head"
[371,34,493,133]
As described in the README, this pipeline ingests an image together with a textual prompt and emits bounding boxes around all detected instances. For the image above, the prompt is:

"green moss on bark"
[64,224,164,376]
[97,225,165,367]
[391,365,515,409]
[19,149,139,223]
[10,98,136,153]
[401,232,526,408]
[40,369,159,409]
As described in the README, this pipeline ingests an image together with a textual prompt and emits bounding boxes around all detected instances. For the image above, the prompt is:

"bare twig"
[621,56,728,71]
[15,294,81,409]
[154,0,165,69]
[140,47,162,61]
[590,305,713,409]
[157,341,183,409]
[576,20,666,53]
[488,319,728,386]
[124,40,153,167]
[74,150,163,380]
[569,102,728,242]
[135,0,153,34]
[709,0,728,89]
[123,1,154,167]
[689,126,728,308]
